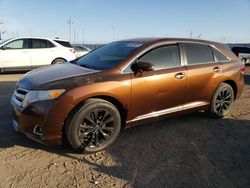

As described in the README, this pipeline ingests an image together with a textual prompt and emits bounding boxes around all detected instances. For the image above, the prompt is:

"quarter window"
[183,43,214,65]
[54,40,72,48]
[139,45,181,69]
[211,47,229,62]
[3,39,29,49]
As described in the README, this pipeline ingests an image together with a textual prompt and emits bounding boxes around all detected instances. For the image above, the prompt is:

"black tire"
[65,98,121,153]
[52,58,66,64]
[208,83,234,118]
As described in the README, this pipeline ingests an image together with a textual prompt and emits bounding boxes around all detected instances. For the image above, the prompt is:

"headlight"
[22,89,65,108]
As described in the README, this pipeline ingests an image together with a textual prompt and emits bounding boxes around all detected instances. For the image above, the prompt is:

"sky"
[0,0,250,43]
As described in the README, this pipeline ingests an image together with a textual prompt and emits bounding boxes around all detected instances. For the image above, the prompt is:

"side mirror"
[131,61,153,73]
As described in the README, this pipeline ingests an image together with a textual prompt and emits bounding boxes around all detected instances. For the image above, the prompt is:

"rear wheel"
[208,83,234,118]
[52,58,66,64]
[65,99,121,153]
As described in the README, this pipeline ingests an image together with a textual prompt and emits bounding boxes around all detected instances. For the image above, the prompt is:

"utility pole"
[73,29,76,44]
[0,31,6,40]
[0,19,4,40]
[29,29,32,37]
[109,25,115,41]
[82,29,85,44]
[76,31,79,44]
[67,17,73,42]
[190,30,193,39]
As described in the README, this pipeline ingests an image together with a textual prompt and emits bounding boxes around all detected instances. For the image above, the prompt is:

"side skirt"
[127,101,209,124]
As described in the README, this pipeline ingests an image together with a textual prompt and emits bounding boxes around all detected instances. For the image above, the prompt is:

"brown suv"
[11,38,245,153]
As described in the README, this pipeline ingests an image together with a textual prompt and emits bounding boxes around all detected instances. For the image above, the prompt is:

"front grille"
[13,88,28,107]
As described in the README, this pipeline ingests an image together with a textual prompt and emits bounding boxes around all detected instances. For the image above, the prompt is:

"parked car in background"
[11,38,244,153]
[239,53,250,65]
[73,45,91,58]
[231,47,250,65]
[0,37,76,72]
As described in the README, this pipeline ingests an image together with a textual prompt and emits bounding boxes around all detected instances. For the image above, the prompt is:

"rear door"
[181,43,224,108]
[30,39,56,67]
[0,39,31,70]
[131,44,187,121]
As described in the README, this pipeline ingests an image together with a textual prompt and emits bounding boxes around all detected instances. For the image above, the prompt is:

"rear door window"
[31,39,55,48]
[183,43,214,65]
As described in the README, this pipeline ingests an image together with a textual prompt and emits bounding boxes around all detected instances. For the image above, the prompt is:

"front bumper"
[11,95,63,145]
[12,119,46,144]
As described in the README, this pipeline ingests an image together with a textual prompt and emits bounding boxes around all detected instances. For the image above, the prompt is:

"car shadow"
[0,70,29,74]
[1,112,250,187]
[0,80,250,187]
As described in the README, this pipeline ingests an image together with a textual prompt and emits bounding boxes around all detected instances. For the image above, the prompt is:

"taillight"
[70,48,75,53]
[240,62,245,74]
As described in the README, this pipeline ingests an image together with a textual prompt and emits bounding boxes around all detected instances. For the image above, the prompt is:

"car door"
[130,44,187,121]
[181,43,224,108]
[30,39,56,68]
[0,39,31,70]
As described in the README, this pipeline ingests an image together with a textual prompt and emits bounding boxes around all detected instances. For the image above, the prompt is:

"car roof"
[5,37,70,42]
[121,37,222,46]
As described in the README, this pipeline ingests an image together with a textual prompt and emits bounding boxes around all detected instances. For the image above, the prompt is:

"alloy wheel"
[78,109,115,148]
[215,89,232,115]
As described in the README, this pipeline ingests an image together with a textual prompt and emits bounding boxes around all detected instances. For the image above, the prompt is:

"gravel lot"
[0,68,250,188]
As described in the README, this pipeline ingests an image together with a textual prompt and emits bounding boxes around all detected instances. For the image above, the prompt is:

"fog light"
[33,125,43,136]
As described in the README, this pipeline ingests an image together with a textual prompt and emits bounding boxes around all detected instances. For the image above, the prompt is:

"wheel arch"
[62,95,128,139]
[222,79,237,100]
[51,57,67,64]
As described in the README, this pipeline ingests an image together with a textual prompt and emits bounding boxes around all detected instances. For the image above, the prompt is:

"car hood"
[17,62,101,90]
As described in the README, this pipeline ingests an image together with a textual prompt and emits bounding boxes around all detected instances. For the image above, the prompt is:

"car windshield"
[74,41,144,70]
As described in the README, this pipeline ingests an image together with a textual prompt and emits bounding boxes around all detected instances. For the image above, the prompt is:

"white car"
[239,53,250,65]
[0,37,76,72]
[73,45,91,58]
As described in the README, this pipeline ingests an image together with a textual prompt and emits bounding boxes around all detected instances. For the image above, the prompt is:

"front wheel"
[52,58,66,64]
[208,83,234,118]
[65,99,121,153]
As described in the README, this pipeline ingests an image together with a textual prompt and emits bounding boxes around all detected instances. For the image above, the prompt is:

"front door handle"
[213,66,221,73]
[175,72,185,79]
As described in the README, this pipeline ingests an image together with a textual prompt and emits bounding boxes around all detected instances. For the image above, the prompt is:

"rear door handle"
[175,72,185,79]
[213,66,221,73]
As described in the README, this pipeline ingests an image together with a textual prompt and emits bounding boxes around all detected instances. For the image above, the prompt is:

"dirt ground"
[0,67,250,188]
